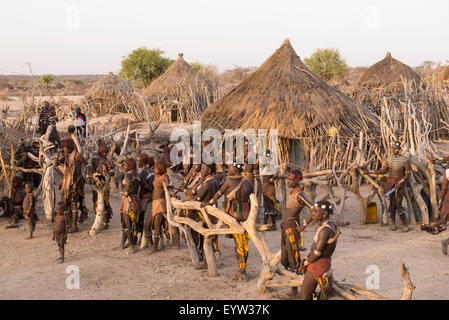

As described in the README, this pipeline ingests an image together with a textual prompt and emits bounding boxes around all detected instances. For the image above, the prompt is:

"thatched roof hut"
[201,39,377,169]
[438,66,449,83]
[358,52,422,88]
[84,72,134,115]
[143,53,216,123]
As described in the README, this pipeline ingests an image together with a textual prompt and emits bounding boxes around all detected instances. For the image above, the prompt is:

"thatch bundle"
[84,73,134,115]
[143,53,217,123]
[438,66,449,84]
[358,52,422,88]
[201,39,378,170]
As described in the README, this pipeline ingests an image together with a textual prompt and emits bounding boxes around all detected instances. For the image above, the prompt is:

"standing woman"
[301,200,340,300]
[119,158,141,253]
[148,161,170,253]
[366,140,411,232]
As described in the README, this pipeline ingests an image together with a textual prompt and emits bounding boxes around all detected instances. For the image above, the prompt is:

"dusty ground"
[1,183,448,300]
[1,95,449,300]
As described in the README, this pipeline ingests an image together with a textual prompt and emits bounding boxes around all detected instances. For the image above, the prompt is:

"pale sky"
[0,0,448,75]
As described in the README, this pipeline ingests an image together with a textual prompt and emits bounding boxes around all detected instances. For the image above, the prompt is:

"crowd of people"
[1,102,449,300]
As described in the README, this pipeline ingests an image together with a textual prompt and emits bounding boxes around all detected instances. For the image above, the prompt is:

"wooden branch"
[400,264,415,300]
[331,280,360,300]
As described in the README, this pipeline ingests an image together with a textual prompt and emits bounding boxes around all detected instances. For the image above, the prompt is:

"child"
[23,183,38,239]
[53,202,69,263]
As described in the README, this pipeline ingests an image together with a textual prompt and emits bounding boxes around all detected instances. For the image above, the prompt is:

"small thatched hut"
[201,39,377,170]
[358,52,422,88]
[84,72,134,115]
[143,53,216,123]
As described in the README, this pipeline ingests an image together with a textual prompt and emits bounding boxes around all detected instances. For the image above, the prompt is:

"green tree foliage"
[40,74,54,87]
[304,48,347,81]
[119,47,173,87]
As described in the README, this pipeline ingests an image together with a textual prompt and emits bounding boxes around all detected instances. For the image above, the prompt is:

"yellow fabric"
[233,231,250,270]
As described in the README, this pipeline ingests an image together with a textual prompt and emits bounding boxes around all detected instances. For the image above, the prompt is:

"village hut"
[143,53,216,123]
[358,52,422,88]
[201,39,378,170]
[84,72,134,115]
[350,53,449,140]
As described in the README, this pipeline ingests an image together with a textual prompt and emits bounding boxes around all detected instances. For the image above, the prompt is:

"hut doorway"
[289,139,306,168]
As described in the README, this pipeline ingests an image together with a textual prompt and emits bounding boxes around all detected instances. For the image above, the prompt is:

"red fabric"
[120,195,139,213]
[307,258,331,278]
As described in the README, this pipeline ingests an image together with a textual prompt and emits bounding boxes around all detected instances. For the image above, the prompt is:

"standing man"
[204,162,253,281]
[75,106,87,138]
[366,140,411,232]
[62,125,81,153]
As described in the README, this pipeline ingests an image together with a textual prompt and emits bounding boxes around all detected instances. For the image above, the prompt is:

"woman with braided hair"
[138,153,155,249]
[281,169,315,298]
[56,139,87,233]
[147,160,170,253]
[366,140,411,232]
[204,162,253,281]
[301,200,340,300]
[119,158,141,253]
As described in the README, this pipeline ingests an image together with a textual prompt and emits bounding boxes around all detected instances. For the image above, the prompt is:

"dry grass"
[84,73,135,115]
[142,53,217,122]
[358,52,422,89]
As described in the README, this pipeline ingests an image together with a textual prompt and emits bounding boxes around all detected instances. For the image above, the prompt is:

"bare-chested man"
[366,140,411,232]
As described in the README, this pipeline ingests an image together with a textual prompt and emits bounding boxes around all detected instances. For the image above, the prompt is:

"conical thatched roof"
[358,52,421,87]
[438,66,449,83]
[85,72,133,100]
[201,39,377,140]
[143,53,216,103]
[84,72,134,114]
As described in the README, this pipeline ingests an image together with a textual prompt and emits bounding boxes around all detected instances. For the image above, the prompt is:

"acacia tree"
[119,47,173,87]
[191,62,219,79]
[304,48,347,81]
[40,74,54,89]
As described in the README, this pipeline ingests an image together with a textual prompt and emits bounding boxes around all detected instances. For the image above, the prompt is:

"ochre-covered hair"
[124,158,137,171]
[98,144,109,155]
[138,153,154,167]
[154,160,167,174]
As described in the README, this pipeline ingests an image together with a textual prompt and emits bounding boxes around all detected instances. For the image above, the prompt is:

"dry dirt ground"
[1,184,449,300]
[1,96,449,300]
